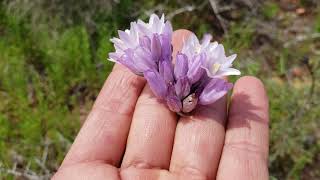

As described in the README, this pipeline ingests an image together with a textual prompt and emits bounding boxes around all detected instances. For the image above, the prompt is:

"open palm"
[53,30,269,180]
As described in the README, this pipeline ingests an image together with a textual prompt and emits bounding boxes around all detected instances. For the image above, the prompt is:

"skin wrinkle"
[91,105,132,119]
[120,168,174,180]
[129,97,176,141]
[224,141,268,160]
[95,114,125,164]
[94,65,146,116]
[170,163,209,180]
[191,122,214,156]
[171,117,225,179]
[123,101,176,169]
[228,112,269,127]
[53,162,121,180]
[135,95,166,106]
[142,113,154,147]
[222,141,269,177]
[237,149,266,180]
[65,109,129,167]
[64,111,109,164]
[122,160,165,170]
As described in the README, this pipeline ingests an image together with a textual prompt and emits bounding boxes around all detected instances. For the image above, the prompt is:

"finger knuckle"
[171,164,210,180]
[224,140,268,162]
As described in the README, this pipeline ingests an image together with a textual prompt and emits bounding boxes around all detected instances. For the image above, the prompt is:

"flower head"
[144,50,234,114]
[181,33,240,78]
[108,14,240,115]
[109,14,172,75]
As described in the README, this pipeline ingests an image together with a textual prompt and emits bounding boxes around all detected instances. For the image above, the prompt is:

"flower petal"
[187,53,205,84]
[159,60,174,83]
[181,33,199,57]
[221,54,237,68]
[215,68,241,77]
[166,85,182,112]
[144,70,168,98]
[166,95,182,112]
[199,78,233,105]
[174,53,189,79]
[175,76,190,99]
[201,34,212,47]
[108,52,120,62]
[117,52,140,75]
[139,36,151,49]
[160,34,172,61]
[163,21,173,39]
[135,47,156,71]
[151,34,162,61]
[118,30,132,44]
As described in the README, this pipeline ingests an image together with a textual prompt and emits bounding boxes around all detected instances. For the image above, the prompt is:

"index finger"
[61,64,145,167]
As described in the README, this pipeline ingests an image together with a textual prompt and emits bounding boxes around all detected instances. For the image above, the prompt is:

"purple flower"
[181,33,240,78]
[109,14,172,75]
[108,14,240,115]
[144,70,168,98]
[198,78,233,105]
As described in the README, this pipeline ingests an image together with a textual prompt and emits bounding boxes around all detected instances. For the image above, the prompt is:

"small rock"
[296,8,306,15]
[291,66,304,77]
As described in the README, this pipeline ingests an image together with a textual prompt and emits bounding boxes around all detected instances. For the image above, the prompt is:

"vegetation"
[0,0,319,179]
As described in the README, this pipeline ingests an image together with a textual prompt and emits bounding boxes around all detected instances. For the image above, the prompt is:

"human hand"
[53,30,269,180]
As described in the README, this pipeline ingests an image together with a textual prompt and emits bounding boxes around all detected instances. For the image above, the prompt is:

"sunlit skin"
[53,29,269,180]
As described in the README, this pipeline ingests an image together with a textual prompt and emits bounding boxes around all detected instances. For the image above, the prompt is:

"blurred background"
[0,0,319,179]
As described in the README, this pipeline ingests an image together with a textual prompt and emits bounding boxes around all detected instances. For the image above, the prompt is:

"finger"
[121,168,207,180]
[121,30,193,170]
[61,64,145,167]
[169,96,228,179]
[217,76,269,180]
[53,163,119,180]
[121,85,177,169]
[120,165,176,180]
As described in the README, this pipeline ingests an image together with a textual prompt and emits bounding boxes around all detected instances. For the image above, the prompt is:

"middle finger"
[169,96,228,179]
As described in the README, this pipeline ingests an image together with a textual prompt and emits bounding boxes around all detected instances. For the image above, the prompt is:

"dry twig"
[208,0,228,33]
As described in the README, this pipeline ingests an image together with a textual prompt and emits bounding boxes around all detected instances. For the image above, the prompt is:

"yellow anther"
[195,45,201,54]
[211,63,221,73]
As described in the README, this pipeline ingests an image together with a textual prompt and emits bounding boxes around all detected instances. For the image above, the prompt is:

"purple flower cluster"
[109,14,240,114]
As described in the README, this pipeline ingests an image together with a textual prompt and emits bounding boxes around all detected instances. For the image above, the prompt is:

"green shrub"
[262,1,280,19]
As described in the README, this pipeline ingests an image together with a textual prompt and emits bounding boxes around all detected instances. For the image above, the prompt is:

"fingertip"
[235,76,264,86]
[172,29,193,60]
[173,29,193,39]
[234,76,266,94]
[233,76,269,112]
